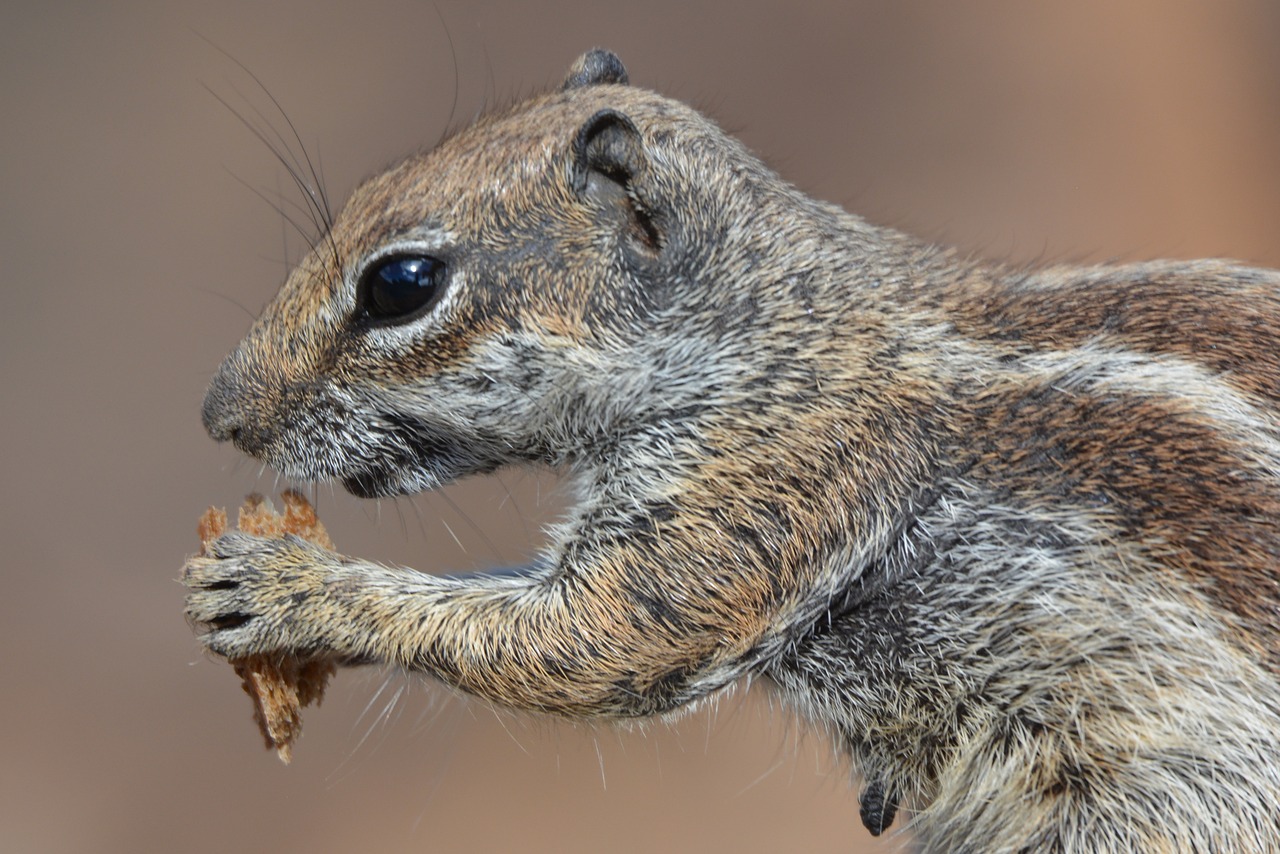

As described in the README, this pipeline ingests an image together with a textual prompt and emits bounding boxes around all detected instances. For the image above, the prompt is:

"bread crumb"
[197,491,337,764]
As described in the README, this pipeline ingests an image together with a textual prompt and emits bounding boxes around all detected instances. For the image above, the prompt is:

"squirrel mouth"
[340,413,502,499]
[340,460,447,499]
[341,470,394,499]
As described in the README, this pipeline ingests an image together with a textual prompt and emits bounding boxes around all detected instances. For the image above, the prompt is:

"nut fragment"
[197,491,337,763]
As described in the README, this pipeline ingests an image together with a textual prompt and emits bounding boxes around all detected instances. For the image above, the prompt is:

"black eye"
[360,255,446,321]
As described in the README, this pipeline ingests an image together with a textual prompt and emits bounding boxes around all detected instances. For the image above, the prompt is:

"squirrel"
[185,49,1280,851]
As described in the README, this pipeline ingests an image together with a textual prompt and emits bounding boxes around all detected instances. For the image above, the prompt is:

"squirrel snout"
[202,359,269,456]
[201,367,245,444]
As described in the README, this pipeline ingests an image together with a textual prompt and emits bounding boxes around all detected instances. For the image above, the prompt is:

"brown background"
[3,2,1278,853]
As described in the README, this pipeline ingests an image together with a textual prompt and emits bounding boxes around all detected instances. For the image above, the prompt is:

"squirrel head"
[202,50,805,497]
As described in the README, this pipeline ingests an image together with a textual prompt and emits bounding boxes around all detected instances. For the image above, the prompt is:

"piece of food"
[197,491,337,764]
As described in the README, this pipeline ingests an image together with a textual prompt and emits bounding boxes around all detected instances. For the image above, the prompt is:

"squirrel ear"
[571,109,662,254]
[562,49,629,90]
[571,109,645,194]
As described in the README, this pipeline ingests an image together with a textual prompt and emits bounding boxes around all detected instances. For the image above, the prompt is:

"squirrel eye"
[360,255,446,321]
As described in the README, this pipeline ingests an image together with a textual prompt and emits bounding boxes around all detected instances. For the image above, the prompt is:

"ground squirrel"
[185,50,1280,851]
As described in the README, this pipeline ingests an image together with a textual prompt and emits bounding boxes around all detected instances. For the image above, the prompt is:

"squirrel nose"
[201,357,272,456]
[202,363,245,443]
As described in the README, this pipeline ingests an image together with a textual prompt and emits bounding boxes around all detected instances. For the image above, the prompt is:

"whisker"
[487,705,531,755]
[313,143,333,227]
[222,166,319,252]
[438,514,465,554]
[594,734,608,790]
[191,285,257,321]
[201,84,328,241]
[393,495,409,543]
[409,685,454,736]
[352,672,395,734]
[432,2,460,145]
[479,25,496,114]
[195,33,334,230]
[277,170,290,274]
[436,487,502,561]
[222,79,325,223]
[196,33,347,281]
[404,493,435,546]
[493,470,532,544]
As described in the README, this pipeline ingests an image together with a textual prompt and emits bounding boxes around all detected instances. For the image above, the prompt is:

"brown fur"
[186,51,1280,851]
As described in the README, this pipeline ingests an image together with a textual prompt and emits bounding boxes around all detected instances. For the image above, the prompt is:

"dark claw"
[209,611,252,631]
[198,624,251,659]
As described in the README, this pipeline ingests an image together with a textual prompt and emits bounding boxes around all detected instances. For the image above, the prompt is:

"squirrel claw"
[182,533,328,659]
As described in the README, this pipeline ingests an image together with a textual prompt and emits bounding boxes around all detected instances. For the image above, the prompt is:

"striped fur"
[186,51,1280,850]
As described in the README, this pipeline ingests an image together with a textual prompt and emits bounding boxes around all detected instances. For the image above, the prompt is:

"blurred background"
[3,2,1278,852]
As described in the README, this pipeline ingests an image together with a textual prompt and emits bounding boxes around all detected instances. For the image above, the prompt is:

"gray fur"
[186,51,1280,851]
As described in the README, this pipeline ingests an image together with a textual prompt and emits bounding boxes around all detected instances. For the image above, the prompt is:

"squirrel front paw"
[183,532,338,660]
